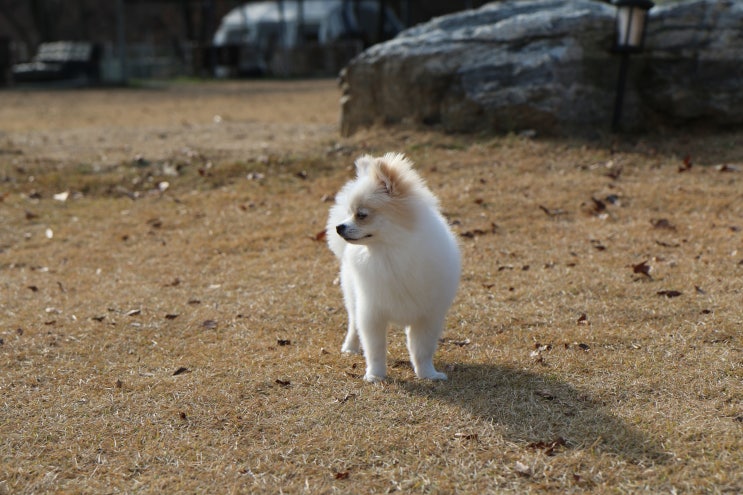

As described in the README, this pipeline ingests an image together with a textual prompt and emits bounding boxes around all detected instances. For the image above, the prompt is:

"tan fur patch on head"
[377,161,407,197]
[350,153,434,231]
[369,156,418,229]
[373,155,416,198]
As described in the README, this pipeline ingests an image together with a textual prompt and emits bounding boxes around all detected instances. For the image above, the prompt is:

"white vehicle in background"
[212,0,402,77]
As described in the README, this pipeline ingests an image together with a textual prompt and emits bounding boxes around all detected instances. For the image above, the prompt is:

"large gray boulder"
[339,0,743,136]
[643,0,743,125]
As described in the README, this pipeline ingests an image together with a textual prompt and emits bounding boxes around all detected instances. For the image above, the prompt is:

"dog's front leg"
[357,310,387,382]
[340,268,360,354]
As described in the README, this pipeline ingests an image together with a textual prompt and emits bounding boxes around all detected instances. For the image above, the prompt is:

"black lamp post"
[611,0,654,132]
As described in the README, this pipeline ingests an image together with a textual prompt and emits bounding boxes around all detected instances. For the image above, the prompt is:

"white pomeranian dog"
[327,153,461,382]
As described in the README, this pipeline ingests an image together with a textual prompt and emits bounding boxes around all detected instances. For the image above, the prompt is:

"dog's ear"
[354,155,376,177]
[375,159,409,197]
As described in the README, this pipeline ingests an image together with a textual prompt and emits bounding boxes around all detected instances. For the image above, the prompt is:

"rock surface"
[340,0,743,136]
[643,0,743,125]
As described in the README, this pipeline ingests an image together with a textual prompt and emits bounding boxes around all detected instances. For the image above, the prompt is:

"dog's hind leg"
[342,325,360,354]
[406,319,447,380]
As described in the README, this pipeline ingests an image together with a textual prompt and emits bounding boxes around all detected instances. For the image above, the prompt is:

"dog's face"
[334,154,419,245]
[335,205,376,244]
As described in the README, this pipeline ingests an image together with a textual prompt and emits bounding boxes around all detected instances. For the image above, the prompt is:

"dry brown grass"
[1,81,742,494]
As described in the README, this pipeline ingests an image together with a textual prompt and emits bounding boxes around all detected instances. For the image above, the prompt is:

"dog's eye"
[355,210,368,220]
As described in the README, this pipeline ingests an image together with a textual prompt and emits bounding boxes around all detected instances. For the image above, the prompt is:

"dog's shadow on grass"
[400,363,668,463]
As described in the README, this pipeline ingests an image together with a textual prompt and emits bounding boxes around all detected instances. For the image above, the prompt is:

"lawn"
[0,80,741,494]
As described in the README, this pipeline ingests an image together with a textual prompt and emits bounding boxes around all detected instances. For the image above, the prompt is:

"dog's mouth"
[336,224,372,242]
[342,233,372,242]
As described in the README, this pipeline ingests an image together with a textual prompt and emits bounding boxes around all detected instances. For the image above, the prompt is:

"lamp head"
[612,0,654,53]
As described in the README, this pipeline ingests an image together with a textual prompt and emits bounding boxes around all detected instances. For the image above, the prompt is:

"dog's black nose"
[336,224,346,236]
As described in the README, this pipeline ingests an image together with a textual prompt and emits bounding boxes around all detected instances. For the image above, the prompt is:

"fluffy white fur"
[327,152,461,382]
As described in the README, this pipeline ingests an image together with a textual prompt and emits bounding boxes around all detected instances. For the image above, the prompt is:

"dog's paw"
[363,373,386,383]
[341,333,361,354]
[418,370,448,381]
[341,344,361,354]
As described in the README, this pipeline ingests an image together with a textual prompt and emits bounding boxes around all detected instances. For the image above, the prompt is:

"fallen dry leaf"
[527,437,567,456]
[679,154,692,172]
[539,205,567,217]
[587,197,607,215]
[532,343,552,353]
[535,389,556,401]
[657,290,683,298]
[633,260,652,278]
[391,359,412,369]
[655,240,680,248]
[460,222,498,238]
[147,218,163,229]
[591,240,607,251]
[334,393,357,404]
[606,163,623,180]
[531,343,552,365]
[514,461,531,477]
[651,218,676,230]
[717,164,740,173]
